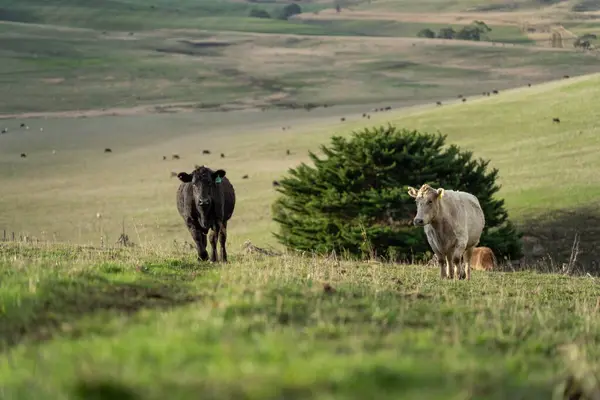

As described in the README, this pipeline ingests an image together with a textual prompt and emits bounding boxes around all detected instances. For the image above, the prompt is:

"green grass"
[1,73,600,264]
[0,243,599,399]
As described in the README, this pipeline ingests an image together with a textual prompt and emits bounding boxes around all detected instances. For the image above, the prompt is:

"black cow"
[176,166,236,263]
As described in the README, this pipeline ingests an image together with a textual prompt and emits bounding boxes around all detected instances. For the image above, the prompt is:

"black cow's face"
[178,167,226,210]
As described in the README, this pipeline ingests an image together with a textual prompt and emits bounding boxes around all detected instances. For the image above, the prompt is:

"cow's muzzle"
[413,218,425,226]
[198,198,211,206]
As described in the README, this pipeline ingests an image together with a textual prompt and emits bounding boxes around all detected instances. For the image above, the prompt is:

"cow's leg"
[452,246,466,281]
[219,221,228,263]
[186,218,208,261]
[445,255,453,279]
[463,246,474,281]
[436,253,447,279]
[208,225,220,262]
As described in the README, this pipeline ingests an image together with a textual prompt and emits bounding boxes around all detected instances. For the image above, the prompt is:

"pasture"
[2,0,600,397]
[2,73,600,262]
[1,242,599,399]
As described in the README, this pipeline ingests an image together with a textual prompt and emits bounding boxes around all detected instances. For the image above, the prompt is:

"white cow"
[408,184,485,280]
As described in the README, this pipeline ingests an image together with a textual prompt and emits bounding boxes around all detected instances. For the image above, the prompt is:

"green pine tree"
[272,124,523,262]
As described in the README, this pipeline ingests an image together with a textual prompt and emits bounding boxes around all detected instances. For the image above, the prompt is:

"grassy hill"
[1,0,600,114]
[2,0,600,397]
[1,72,600,264]
[1,241,599,399]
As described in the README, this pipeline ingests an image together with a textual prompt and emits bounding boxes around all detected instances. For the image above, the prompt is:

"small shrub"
[277,3,302,20]
[249,8,271,18]
[417,28,435,39]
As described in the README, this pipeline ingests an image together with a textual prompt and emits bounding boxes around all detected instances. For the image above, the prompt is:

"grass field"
[2,0,600,114]
[0,242,599,399]
[2,0,600,397]
[1,73,600,264]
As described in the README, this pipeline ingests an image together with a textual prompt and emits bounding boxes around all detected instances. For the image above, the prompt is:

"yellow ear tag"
[439,190,444,198]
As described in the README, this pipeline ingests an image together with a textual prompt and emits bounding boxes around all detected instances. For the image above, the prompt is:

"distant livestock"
[470,247,497,271]
[242,174,249,179]
[436,101,442,106]
[458,94,463,98]
[172,154,180,160]
[203,150,211,154]
[20,153,27,158]
[563,75,570,79]
[340,117,346,122]
[20,123,25,128]
[462,98,466,102]
[104,148,112,153]
[220,153,225,158]
[553,117,561,123]
[163,156,167,160]
[272,180,280,187]
[286,149,291,155]
[176,165,236,262]
[492,90,499,94]
[408,184,485,281]
[1,128,6,134]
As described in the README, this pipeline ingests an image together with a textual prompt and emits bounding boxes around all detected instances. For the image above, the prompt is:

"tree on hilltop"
[272,125,523,262]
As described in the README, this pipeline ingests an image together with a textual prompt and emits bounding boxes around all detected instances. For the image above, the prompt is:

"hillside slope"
[1,73,599,268]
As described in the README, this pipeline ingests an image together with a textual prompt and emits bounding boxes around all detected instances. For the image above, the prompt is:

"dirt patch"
[518,206,600,275]
[40,78,65,84]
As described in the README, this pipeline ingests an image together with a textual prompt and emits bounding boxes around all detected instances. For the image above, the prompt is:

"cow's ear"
[212,169,226,183]
[436,188,445,199]
[177,172,192,183]
[407,186,418,198]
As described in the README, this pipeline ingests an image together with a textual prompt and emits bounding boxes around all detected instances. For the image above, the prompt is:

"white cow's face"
[407,185,445,226]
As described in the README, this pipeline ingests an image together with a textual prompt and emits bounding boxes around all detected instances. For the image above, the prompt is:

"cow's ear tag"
[215,177,222,184]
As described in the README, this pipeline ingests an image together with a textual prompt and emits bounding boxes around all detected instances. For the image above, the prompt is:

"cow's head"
[407,184,445,227]
[178,166,226,212]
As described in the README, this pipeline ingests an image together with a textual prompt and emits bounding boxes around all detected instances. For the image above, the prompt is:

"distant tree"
[456,26,483,41]
[472,20,492,34]
[249,8,271,18]
[277,3,302,20]
[417,28,435,39]
[437,27,456,39]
